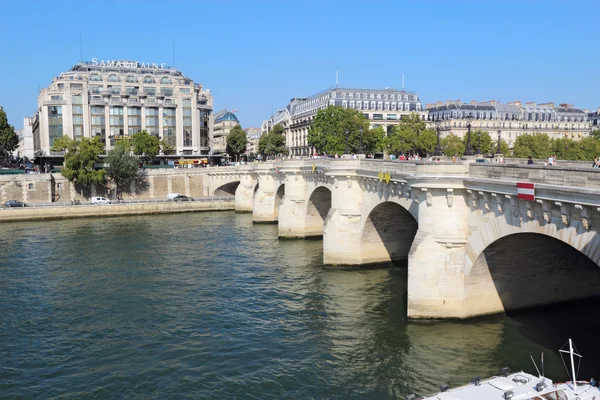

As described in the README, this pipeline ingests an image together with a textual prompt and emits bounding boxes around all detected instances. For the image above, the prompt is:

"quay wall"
[0,199,235,223]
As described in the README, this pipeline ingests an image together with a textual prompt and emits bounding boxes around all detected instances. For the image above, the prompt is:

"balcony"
[90,97,105,105]
[43,99,67,106]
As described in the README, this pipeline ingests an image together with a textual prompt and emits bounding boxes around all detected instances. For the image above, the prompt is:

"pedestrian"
[553,154,557,166]
[527,156,534,165]
[452,154,457,162]
[548,155,554,166]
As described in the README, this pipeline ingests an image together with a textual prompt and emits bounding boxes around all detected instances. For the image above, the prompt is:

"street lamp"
[477,130,482,155]
[359,127,364,154]
[496,129,502,154]
[464,115,474,156]
[433,119,443,156]
[345,129,349,155]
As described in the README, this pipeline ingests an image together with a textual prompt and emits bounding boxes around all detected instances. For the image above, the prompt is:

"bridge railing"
[469,163,600,189]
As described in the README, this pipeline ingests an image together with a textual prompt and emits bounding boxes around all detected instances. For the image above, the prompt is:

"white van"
[91,196,111,205]
[167,193,180,200]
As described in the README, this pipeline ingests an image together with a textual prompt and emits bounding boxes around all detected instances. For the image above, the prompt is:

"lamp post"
[496,129,502,154]
[477,130,482,155]
[344,129,349,155]
[464,115,474,156]
[433,119,443,156]
[359,127,364,154]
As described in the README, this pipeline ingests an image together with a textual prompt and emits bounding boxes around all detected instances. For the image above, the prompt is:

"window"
[90,85,101,94]
[373,114,383,120]
[51,95,63,101]
[126,75,137,83]
[126,86,138,95]
[71,83,83,90]
[48,106,63,147]
[162,88,173,96]
[387,114,397,120]
[72,95,82,104]
[127,107,141,135]
[179,88,190,93]
[90,74,102,81]
[108,75,120,82]
[160,77,171,84]
[143,76,154,84]
[28,183,34,190]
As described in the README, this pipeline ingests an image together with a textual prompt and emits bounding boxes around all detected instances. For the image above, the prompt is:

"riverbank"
[0,198,235,222]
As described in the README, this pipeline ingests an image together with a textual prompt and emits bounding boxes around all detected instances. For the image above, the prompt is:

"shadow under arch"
[470,232,600,313]
[274,183,285,219]
[214,181,240,196]
[304,186,332,238]
[361,201,418,265]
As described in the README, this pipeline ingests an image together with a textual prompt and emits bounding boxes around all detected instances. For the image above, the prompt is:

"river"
[1,212,599,399]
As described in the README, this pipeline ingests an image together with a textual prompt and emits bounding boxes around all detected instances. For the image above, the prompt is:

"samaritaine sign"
[91,58,167,70]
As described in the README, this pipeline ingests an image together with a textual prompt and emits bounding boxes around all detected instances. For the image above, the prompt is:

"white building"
[34,60,213,160]
[18,116,35,161]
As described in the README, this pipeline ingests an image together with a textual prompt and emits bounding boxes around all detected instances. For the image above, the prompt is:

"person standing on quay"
[528,156,534,165]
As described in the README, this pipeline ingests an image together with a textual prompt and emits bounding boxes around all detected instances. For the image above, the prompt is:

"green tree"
[307,106,368,155]
[387,125,416,155]
[52,136,105,189]
[441,133,464,157]
[576,137,600,161]
[552,137,582,161]
[590,129,600,139]
[512,133,552,159]
[226,125,248,161]
[104,143,140,199]
[499,139,510,156]
[464,130,494,155]
[160,139,175,155]
[259,123,287,157]
[0,107,19,161]
[415,129,437,155]
[362,126,386,154]
[131,130,160,162]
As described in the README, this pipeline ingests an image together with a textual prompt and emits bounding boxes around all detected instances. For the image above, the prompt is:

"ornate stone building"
[588,107,600,130]
[212,110,240,155]
[34,60,213,161]
[426,100,590,148]
[266,87,426,157]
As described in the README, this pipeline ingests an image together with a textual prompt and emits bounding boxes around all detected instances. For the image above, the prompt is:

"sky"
[0,0,598,130]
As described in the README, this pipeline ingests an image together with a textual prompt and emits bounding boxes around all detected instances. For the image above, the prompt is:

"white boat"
[411,339,600,400]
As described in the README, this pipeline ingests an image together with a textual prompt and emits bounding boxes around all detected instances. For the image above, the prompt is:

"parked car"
[171,195,190,202]
[3,200,26,208]
[91,196,111,205]
[475,158,490,163]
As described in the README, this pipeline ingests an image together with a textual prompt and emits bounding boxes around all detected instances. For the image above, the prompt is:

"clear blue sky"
[0,0,598,130]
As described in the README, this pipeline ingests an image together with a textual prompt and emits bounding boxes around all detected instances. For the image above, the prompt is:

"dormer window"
[143,76,155,84]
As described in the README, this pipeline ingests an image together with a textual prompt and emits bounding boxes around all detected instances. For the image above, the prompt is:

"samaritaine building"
[34,60,213,159]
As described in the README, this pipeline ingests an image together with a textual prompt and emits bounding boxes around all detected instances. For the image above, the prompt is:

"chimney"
[471,100,477,104]
[526,102,536,106]
[511,101,522,107]
[456,100,462,105]
[559,103,569,109]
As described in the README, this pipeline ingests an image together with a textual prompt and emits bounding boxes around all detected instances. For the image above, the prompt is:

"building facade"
[266,87,425,157]
[245,127,261,156]
[589,107,600,130]
[212,110,239,155]
[427,100,590,148]
[35,60,213,159]
[18,116,35,161]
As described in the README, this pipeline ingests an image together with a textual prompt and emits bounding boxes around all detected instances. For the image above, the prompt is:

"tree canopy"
[52,136,105,186]
[104,143,140,199]
[384,114,435,156]
[512,134,552,159]
[259,123,286,157]
[131,130,160,162]
[0,107,19,160]
[226,125,248,160]
[307,106,369,155]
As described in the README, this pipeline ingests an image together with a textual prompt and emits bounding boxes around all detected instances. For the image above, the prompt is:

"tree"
[362,126,386,154]
[590,129,600,139]
[52,136,105,189]
[415,129,437,155]
[441,133,464,157]
[0,107,19,162]
[131,130,160,162]
[388,125,416,155]
[104,143,140,199]
[499,139,510,156]
[512,133,552,159]
[226,125,248,161]
[160,139,175,155]
[307,106,369,155]
[463,130,494,155]
[552,137,582,161]
[259,123,287,157]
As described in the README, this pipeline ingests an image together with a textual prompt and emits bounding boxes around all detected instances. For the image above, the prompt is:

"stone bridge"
[204,160,600,319]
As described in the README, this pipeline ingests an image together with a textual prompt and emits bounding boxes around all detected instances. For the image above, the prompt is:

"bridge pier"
[234,174,257,213]
[253,172,285,223]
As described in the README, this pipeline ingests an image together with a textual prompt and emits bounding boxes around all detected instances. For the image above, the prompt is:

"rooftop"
[214,110,239,123]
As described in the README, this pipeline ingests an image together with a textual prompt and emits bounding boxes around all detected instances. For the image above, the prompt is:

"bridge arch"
[464,216,600,314]
[273,183,285,219]
[214,181,240,196]
[360,201,418,264]
[304,186,332,237]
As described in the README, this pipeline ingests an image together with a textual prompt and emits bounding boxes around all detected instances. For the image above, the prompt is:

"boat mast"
[569,339,577,392]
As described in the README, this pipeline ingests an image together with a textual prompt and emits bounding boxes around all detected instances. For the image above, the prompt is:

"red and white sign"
[517,182,535,201]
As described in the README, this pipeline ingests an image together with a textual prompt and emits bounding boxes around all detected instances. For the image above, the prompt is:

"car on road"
[475,158,490,163]
[91,196,111,205]
[171,195,190,202]
[3,200,26,208]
